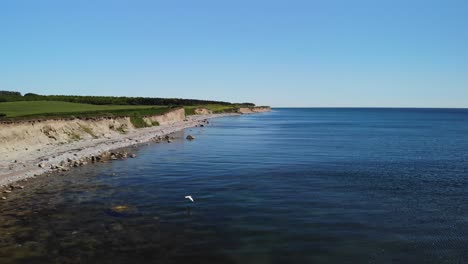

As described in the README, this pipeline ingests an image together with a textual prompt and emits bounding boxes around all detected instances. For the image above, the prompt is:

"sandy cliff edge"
[0,106,271,187]
[238,106,272,114]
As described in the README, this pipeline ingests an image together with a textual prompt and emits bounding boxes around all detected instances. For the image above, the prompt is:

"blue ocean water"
[1,108,468,263]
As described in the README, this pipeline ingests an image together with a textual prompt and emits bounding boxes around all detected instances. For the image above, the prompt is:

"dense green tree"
[0,91,21,96]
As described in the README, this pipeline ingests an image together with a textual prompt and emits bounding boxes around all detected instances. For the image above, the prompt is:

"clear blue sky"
[1,0,467,107]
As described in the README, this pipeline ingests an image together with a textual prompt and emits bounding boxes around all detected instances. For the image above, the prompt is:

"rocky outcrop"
[237,106,272,114]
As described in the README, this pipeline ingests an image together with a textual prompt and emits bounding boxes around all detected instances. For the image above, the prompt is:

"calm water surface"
[1,108,468,263]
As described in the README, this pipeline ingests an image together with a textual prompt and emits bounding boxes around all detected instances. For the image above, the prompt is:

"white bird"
[185,196,194,202]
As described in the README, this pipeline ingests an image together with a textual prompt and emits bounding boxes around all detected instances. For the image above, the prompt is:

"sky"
[0,0,467,107]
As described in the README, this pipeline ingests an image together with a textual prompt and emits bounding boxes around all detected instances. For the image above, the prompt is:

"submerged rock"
[186,135,196,140]
[107,204,138,217]
[111,205,129,213]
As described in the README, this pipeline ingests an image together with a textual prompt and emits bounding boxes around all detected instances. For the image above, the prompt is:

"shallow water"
[1,108,468,263]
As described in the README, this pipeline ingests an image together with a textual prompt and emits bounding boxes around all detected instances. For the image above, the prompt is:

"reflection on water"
[1,108,468,263]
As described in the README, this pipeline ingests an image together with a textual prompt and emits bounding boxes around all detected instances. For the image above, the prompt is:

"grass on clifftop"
[0,101,172,120]
[0,101,163,117]
[0,100,248,121]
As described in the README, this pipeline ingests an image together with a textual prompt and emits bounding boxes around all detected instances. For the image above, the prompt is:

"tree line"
[0,91,254,106]
[0,90,22,96]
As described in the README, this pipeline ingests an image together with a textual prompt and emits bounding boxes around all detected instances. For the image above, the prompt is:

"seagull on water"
[185,196,194,202]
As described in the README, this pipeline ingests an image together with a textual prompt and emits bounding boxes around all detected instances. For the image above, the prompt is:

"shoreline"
[0,113,239,190]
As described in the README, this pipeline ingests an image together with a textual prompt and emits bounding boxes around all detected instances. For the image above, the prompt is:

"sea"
[1,108,468,264]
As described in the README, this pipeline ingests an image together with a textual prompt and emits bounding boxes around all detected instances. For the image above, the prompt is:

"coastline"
[0,113,239,190]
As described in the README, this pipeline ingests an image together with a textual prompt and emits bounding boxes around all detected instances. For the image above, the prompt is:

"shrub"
[0,113,6,117]
[236,102,256,106]
[184,108,196,116]
[130,113,150,128]
[116,125,128,134]
[78,124,98,138]
[0,91,21,96]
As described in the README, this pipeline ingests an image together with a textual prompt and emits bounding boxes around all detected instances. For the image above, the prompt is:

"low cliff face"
[0,108,186,156]
[193,108,213,115]
[238,106,272,114]
[143,108,185,125]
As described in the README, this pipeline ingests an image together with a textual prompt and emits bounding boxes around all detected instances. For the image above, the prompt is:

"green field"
[0,91,255,120]
[0,101,167,118]
[0,101,241,120]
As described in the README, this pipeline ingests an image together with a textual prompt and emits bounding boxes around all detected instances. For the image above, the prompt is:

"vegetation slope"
[0,91,254,120]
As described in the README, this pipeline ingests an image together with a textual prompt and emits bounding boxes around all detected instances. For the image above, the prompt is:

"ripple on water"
[1,109,468,263]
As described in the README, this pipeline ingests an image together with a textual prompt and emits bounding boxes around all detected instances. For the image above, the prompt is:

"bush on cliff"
[130,113,150,128]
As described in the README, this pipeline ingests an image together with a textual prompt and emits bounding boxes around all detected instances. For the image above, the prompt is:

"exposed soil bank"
[0,110,240,187]
[0,108,186,155]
